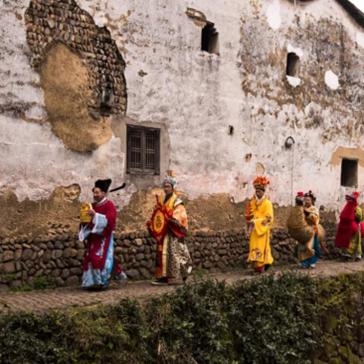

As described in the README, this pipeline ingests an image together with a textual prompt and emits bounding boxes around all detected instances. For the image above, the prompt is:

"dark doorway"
[340,158,358,187]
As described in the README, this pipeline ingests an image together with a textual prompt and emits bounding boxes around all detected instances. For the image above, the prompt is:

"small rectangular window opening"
[127,125,160,175]
[286,52,300,77]
[201,22,219,55]
[341,158,358,187]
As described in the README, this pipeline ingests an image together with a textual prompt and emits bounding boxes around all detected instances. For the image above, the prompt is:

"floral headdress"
[253,176,270,191]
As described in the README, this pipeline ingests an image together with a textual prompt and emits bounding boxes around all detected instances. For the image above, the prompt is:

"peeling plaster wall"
[238,0,364,208]
[1,0,364,216]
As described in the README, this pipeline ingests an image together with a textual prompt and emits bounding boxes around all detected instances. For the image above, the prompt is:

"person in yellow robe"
[245,176,274,273]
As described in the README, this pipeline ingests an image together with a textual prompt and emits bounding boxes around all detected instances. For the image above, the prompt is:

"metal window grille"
[127,125,160,174]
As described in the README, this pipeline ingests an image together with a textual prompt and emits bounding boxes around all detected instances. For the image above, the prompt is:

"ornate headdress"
[163,170,177,188]
[304,190,316,204]
[253,176,270,191]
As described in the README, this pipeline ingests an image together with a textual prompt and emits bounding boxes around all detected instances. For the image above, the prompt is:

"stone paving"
[0,260,364,314]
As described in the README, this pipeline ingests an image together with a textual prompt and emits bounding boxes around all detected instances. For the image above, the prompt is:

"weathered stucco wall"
[1,0,364,235]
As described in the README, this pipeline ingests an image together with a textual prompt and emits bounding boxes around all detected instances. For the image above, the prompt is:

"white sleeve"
[91,213,108,234]
[79,225,91,242]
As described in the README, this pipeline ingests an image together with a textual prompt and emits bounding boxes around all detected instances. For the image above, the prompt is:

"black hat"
[94,179,112,193]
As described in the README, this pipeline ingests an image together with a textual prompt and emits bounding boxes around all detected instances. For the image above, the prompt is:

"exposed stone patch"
[0,102,34,120]
[0,188,80,239]
[25,0,127,151]
[50,183,81,203]
[0,183,338,241]
[118,191,246,233]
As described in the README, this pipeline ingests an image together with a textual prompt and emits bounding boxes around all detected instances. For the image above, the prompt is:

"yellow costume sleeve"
[305,206,320,224]
[355,207,363,222]
[173,204,188,230]
[254,219,270,236]
[253,199,273,236]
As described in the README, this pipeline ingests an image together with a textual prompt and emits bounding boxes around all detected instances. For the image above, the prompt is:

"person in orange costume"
[148,173,192,285]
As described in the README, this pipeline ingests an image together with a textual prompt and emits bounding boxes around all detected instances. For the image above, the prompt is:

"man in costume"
[245,176,274,273]
[301,191,325,268]
[335,191,362,261]
[80,179,118,289]
[287,191,325,269]
[147,173,192,285]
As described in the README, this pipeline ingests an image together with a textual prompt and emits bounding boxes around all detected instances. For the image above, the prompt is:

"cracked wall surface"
[237,0,364,206]
[2,0,364,236]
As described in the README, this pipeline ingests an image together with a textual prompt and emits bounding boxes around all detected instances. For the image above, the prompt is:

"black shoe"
[151,277,168,286]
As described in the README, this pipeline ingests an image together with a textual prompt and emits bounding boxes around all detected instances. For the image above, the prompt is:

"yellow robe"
[247,196,274,268]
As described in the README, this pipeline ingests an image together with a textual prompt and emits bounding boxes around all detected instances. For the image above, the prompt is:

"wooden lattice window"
[127,125,160,174]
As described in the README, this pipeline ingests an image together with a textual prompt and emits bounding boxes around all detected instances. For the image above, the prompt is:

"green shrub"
[0,312,73,364]
[0,273,363,364]
[228,274,319,364]
[145,280,234,363]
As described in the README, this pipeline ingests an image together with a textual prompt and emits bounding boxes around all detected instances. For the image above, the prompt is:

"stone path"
[1,260,364,314]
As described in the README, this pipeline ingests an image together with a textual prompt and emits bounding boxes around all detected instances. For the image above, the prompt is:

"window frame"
[126,125,160,175]
[201,21,219,55]
[286,52,300,77]
[340,158,358,188]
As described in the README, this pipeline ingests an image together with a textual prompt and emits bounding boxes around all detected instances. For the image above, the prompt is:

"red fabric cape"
[335,200,358,249]
[82,199,116,270]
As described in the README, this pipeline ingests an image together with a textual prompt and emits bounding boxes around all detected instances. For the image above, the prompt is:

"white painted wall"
[1,0,364,211]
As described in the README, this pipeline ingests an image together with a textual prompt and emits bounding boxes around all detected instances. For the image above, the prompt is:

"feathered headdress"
[253,176,270,191]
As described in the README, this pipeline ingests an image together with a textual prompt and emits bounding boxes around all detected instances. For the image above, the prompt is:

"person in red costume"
[80,179,120,289]
[335,191,363,261]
